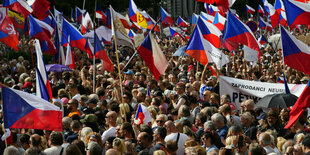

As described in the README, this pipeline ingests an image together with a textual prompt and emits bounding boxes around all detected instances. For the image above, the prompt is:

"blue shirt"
[216,125,229,139]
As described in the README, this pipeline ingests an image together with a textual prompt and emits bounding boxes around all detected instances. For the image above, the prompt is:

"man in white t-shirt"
[101,111,117,144]
[164,121,189,155]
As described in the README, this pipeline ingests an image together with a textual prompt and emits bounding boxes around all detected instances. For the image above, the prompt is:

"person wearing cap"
[124,70,134,86]
[81,114,99,133]
[302,136,310,154]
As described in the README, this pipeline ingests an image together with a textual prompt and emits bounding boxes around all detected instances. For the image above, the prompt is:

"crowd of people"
[0,21,310,155]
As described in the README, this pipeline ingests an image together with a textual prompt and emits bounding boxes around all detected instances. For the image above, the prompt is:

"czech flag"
[28,15,56,55]
[34,39,52,101]
[285,80,310,129]
[137,30,168,81]
[94,31,114,72]
[246,5,256,14]
[76,6,85,23]
[96,3,107,25]
[200,12,215,23]
[185,26,214,65]
[257,33,268,45]
[282,0,310,26]
[129,0,138,22]
[281,26,310,74]
[31,0,50,20]
[213,12,226,31]
[224,11,260,55]
[279,11,288,26]
[275,0,285,11]
[197,17,222,48]
[134,104,152,125]
[264,1,280,28]
[259,5,265,15]
[2,86,62,131]
[161,7,174,25]
[191,13,199,26]
[3,0,32,17]
[0,9,19,51]
[177,16,189,27]
[259,17,273,32]
[33,17,54,38]
[61,18,87,52]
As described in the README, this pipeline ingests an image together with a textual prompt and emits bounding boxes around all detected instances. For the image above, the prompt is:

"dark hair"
[72,140,86,155]
[109,103,120,113]
[65,144,82,155]
[203,131,216,145]
[71,120,81,130]
[156,126,167,140]
[49,132,64,145]
[122,122,134,135]
[30,135,41,147]
[124,92,133,101]
[140,124,153,141]
[196,113,207,124]
[166,140,178,153]
[20,134,30,144]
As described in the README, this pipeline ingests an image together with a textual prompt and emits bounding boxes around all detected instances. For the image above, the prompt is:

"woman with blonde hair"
[154,150,166,155]
[85,132,103,147]
[113,138,126,155]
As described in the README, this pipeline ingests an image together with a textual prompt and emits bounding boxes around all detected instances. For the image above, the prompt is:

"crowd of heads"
[0,23,310,155]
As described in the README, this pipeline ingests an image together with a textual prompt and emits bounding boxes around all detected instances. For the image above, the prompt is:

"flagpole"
[110,6,127,123]
[83,0,86,10]
[4,129,8,155]
[93,0,97,93]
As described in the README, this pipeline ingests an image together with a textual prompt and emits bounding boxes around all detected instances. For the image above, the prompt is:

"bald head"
[259,133,271,146]
[165,120,176,134]
[106,149,118,155]
[106,111,117,127]
[30,134,41,147]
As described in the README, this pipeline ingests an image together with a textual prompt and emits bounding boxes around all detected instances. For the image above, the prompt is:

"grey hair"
[80,127,93,144]
[281,140,294,153]
[157,114,168,121]
[249,143,265,155]
[211,113,226,124]
[241,112,253,122]
[4,146,19,155]
[87,142,102,155]
[245,99,255,106]
[204,121,216,131]
[259,133,271,145]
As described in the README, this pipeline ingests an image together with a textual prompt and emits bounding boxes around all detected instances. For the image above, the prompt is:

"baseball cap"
[124,70,134,75]
[86,98,98,105]
[22,82,32,89]
[80,114,97,124]
[302,135,310,147]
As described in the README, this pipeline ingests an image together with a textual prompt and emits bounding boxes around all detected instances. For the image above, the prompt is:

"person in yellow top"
[68,99,82,118]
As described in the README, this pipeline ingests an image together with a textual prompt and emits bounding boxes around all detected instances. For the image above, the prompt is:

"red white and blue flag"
[3,0,32,17]
[282,0,310,27]
[31,0,50,20]
[137,27,168,81]
[81,12,94,34]
[65,36,75,69]
[185,26,214,65]
[259,5,265,15]
[213,12,226,31]
[134,104,152,125]
[177,16,189,27]
[257,33,268,45]
[94,31,114,72]
[129,0,138,22]
[246,5,256,14]
[281,26,310,74]
[259,17,273,32]
[197,17,222,48]
[34,39,52,101]
[285,80,310,129]
[61,18,87,52]
[264,0,280,28]
[76,6,85,23]
[2,86,62,131]
[96,3,107,24]
[224,11,261,55]
[161,7,174,25]
[200,11,215,23]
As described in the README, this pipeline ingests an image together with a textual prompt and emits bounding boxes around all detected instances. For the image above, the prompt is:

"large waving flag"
[34,17,54,38]
[2,86,62,131]
[224,11,260,55]
[31,0,50,20]
[246,5,256,14]
[3,0,32,17]
[281,26,310,74]
[259,17,273,32]
[129,0,138,22]
[185,26,214,65]
[197,17,222,48]
[28,15,56,55]
[213,12,226,31]
[161,7,174,25]
[200,11,215,23]
[137,30,168,81]
[285,80,310,129]
[34,39,52,101]
[279,10,288,26]
[177,16,189,27]
[169,27,186,41]
[134,104,152,125]
[81,12,94,34]
[110,6,134,48]
[62,18,87,51]
[0,8,19,50]
[282,0,310,26]
[94,31,113,71]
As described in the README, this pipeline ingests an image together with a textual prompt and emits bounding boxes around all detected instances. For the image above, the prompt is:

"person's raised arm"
[201,65,208,85]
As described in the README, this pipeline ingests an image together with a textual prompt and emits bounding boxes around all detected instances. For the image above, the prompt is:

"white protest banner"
[219,76,306,110]
[244,45,258,62]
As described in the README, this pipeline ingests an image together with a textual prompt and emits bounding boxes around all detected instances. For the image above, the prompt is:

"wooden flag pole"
[111,6,127,123]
